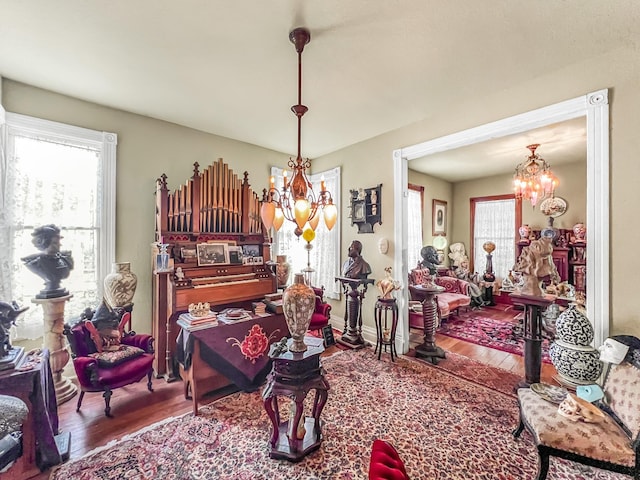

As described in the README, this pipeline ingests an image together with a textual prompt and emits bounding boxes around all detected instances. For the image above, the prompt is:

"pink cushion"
[369,439,409,480]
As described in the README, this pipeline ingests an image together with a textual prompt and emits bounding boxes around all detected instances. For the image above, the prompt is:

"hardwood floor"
[29,314,556,479]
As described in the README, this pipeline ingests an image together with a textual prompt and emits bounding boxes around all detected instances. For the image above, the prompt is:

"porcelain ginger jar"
[549,304,602,386]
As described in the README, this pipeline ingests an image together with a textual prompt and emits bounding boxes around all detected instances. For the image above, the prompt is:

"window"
[407,184,424,269]
[470,195,520,281]
[271,166,341,299]
[0,112,116,340]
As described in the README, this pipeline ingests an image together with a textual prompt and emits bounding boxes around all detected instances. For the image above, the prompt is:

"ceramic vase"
[276,255,291,288]
[573,222,586,242]
[518,224,531,242]
[103,262,138,307]
[549,304,602,386]
[282,273,315,352]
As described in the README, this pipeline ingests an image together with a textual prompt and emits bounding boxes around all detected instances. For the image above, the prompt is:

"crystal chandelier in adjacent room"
[260,27,337,237]
[513,143,557,207]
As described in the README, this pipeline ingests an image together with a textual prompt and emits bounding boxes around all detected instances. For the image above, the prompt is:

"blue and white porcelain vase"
[549,304,602,386]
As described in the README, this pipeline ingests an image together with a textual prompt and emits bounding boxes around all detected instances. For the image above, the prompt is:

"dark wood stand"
[510,293,554,388]
[262,338,329,462]
[409,284,446,364]
[374,297,398,361]
[334,277,374,349]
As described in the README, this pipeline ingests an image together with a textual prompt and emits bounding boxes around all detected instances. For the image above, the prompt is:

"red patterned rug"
[50,348,624,480]
[437,307,553,363]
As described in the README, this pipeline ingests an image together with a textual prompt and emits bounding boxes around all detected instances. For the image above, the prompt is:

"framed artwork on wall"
[432,199,447,236]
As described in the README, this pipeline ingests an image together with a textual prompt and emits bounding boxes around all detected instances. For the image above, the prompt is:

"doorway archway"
[393,89,609,354]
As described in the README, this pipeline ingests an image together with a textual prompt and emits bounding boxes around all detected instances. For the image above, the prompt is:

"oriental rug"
[50,348,624,480]
[437,308,553,363]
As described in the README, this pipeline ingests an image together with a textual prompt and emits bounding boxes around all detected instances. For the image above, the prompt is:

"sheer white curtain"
[1,113,116,340]
[472,198,515,281]
[271,166,341,299]
[407,186,424,270]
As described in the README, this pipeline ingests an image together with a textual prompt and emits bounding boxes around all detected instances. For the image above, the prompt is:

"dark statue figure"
[0,301,29,358]
[21,224,74,299]
[342,240,372,279]
[419,245,440,274]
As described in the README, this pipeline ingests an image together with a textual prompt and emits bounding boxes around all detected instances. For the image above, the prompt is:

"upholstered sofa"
[408,268,471,329]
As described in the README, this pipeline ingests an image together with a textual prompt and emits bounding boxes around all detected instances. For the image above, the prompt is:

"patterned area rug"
[437,308,553,363]
[50,348,624,480]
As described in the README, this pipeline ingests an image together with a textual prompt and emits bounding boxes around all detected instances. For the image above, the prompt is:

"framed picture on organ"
[432,199,447,236]
[197,243,229,266]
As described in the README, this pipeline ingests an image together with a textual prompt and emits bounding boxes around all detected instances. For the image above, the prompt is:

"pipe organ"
[152,158,276,378]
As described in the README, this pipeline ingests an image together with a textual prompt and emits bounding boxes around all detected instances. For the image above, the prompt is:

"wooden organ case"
[152,159,276,379]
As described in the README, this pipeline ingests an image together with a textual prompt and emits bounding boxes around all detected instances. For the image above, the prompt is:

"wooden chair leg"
[147,370,154,392]
[76,391,85,412]
[103,388,113,417]
[512,414,525,438]
[536,448,550,480]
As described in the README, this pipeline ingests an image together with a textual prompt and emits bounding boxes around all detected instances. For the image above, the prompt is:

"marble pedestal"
[32,295,77,404]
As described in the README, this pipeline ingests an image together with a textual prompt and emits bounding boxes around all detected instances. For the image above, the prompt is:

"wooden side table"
[262,338,329,462]
[374,297,398,361]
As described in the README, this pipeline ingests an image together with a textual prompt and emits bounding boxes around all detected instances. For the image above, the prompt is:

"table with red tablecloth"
[176,313,289,392]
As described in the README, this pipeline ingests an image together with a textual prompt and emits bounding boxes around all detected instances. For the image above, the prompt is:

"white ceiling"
[1,1,637,180]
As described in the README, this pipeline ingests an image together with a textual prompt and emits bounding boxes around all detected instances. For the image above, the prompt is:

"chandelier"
[513,144,557,207]
[260,27,337,237]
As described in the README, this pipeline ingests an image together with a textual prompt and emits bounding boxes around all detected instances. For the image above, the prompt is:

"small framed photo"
[432,199,447,236]
[253,256,264,265]
[243,256,254,265]
[197,243,229,266]
[242,244,261,257]
[228,246,243,265]
[180,247,197,262]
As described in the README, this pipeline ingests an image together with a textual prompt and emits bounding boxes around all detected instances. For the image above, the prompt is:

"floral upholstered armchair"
[513,335,640,480]
[408,268,471,329]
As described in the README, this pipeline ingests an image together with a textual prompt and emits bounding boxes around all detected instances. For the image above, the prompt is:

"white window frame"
[1,112,116,324]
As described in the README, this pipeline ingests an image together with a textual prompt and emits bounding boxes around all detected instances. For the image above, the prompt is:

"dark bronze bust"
[420,245,440,275]
[342,240,372,279]
[21,224,74,299]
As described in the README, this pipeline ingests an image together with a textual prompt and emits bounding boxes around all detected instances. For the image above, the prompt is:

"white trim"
[394,89,609,352]
[5,112,117,296]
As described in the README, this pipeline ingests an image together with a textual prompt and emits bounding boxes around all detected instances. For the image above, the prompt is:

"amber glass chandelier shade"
[272,207,285,231]
[323,203,337,231]
[260,202,276,231]
[308,211,321,231]
[294,198,311,229]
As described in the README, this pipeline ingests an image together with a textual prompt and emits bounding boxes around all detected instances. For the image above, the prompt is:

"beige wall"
[2,79,288,336]
[4,40,639,340]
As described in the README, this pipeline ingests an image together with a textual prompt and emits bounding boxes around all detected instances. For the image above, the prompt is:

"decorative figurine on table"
[419,245,440,274]
[0,301,29,359]
[513,236,558,296]
[342,240,372,279]
[21,224,74,299]
[376,267,401,300]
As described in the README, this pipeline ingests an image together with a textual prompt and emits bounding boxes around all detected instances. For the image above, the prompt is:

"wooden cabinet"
[552,247,570,283]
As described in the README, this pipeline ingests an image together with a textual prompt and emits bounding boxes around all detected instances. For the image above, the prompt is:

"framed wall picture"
[197,243,229,266]
[432,199,447,236]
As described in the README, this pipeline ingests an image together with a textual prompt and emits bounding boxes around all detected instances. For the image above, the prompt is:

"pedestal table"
[408,284,446,364]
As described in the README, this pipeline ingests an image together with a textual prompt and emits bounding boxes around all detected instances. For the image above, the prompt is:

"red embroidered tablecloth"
[176,314,289,391]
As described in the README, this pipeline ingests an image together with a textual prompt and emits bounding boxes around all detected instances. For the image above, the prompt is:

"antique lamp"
[260,28,337,237]
[513,144,557,208]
